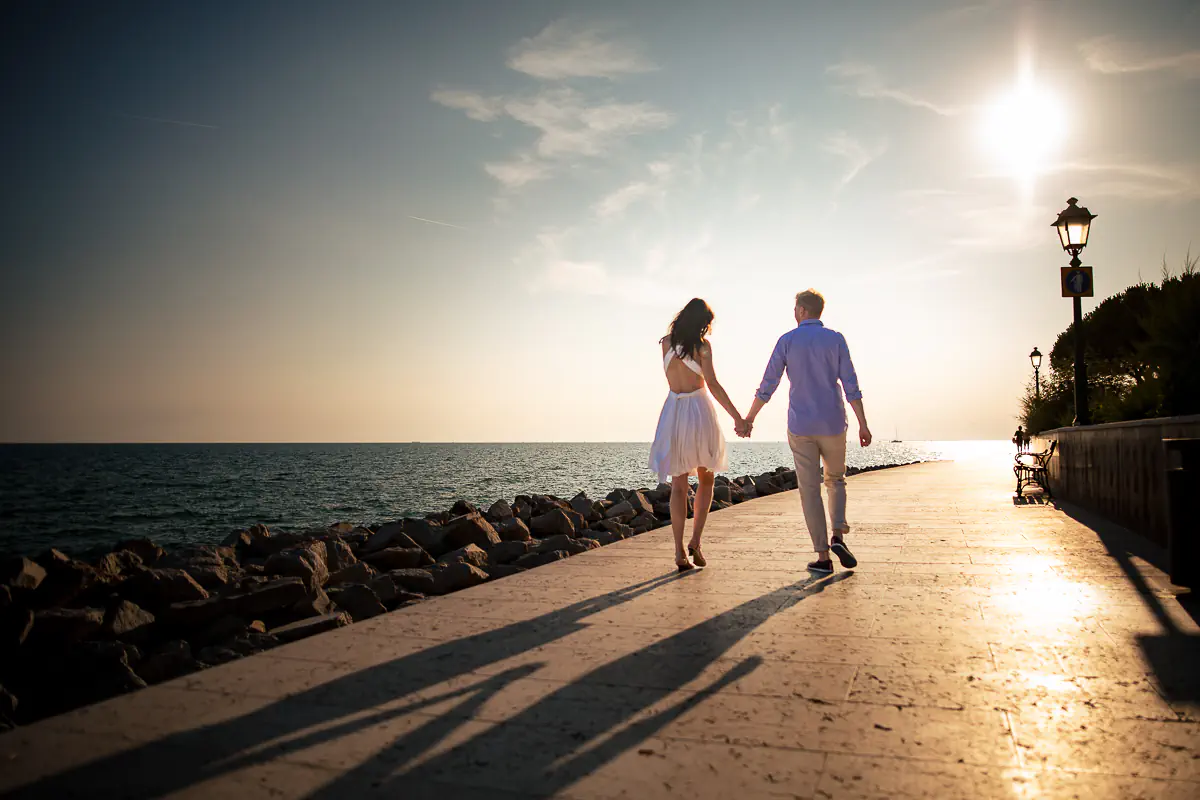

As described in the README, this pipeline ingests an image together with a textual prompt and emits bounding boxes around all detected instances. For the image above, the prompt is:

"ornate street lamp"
[1052,197,1097,426]
[1029,346,1042,401]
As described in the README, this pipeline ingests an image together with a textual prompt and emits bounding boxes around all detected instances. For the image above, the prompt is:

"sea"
[0,441,984,558]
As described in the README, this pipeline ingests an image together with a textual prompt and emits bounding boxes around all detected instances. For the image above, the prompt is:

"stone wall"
[1032,414,1200,546]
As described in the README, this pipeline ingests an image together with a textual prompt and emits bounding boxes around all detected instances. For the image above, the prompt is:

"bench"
[1014,440,1056,498]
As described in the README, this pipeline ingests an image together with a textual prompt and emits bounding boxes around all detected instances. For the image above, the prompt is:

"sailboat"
[890,424,901,443]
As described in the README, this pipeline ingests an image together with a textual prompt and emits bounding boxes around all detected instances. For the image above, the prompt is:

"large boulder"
[119,569,209,611]
[569,493,600,523]
[590,528,625,546]
[33,557,99,608]
[27,607,105,650]
[487,540,530,565]
[286,587,333,622]
[161,595,240,631]
[2,608,35,651]
[2,557,46,592]
[534,535,574,555]
[327,584,386,621]
[496,518,532,542]
[94,550,145,582]
[604,500,636,523]
[323,539,357,573]
[437,544,488,569]
[484,564,526,581]
[101,600,155,643]
[630,513,658,533]
[565,538,599,555]
[512,498,533,523]
[234,578,313,619]
[137,640,202,684]
[530,509,579,537]
[402,519,446,555]
[160,545,239,591]
[429,563,488,595]
[628,491,654,516]
[449,500,478,517]
[363,522,422,554]
[264,541,329,589]
[386,568,435,595]
[486,500,513,521]
[242,524,305,558]
[327,561,377,587]
[515,550,569,569]
[439,513,501,554]
[362,547,431,571]
[114,538,166,565]
[271,612,349,643]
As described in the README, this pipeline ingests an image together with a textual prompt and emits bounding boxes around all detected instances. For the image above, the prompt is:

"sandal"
[687,544,707,567]
[675,556,695,573]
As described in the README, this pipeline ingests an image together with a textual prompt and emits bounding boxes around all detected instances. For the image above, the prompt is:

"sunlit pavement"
[2,456,1198,799]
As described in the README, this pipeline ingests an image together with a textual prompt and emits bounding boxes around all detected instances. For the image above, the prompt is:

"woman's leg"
[691,468,716,547]
[670,474,690,562]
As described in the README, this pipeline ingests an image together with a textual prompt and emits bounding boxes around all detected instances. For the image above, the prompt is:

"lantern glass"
[1030,347,1042,370]
[1052,197,1096,252]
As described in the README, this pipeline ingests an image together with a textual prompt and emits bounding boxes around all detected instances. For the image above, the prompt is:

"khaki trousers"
[787,431,848,554]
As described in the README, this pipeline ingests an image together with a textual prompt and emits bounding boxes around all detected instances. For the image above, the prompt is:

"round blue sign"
[1066,268,1091,295]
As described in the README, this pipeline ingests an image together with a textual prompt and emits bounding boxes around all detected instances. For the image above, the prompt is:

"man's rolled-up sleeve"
[755,337,787,402]
[838,335,863,402]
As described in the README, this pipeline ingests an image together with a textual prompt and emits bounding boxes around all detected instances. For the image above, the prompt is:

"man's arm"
[745,337,787,429]
[839,336,871,446]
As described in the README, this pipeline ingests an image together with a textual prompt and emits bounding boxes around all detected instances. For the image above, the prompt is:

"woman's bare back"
[661,338,706,394]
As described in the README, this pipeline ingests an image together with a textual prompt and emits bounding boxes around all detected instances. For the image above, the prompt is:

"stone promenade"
[1,453,1198,798]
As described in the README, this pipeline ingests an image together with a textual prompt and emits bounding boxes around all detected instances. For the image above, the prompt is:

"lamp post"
[1052,197,1097,426]
[1029,346,1042,401]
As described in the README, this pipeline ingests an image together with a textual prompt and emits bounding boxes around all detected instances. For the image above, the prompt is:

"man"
[738,290,871,574]
[1013,425,1026,452]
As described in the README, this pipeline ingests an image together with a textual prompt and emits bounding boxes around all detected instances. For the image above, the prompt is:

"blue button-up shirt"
[755,320,863,437]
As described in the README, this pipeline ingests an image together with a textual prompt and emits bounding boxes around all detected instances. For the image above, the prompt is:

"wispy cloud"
[822,132,887,189]
[826,62,959,116]
[1051,161,1200,200]
[1080,36,1200,78]
[433,86,673,187]
[428,89,503,121]
[119,113,218,129]
[507,20,657,80]
[483,155,551,189]
[407,215,468,230]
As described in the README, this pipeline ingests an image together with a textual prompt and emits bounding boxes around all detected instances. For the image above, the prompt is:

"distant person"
[1013,426,1026,452]
[648,298,749,572]
[741,289,870,574]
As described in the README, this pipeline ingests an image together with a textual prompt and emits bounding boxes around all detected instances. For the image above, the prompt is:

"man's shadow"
[2,570,851,798]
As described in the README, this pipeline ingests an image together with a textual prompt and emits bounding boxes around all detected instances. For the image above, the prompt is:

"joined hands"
[734,418,754,438]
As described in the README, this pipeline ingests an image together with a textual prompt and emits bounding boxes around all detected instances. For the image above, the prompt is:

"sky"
[1,0,1197,443]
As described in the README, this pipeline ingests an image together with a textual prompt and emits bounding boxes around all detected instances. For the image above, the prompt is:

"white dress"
[648,346,729,483]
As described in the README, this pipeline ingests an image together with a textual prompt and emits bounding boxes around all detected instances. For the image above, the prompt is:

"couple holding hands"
[648,290,871,574]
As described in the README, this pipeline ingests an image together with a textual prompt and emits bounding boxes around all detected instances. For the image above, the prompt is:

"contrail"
[120,113,218,129]
[408,215,468,230]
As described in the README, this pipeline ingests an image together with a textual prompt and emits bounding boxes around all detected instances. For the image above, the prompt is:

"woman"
[649,298,747,572]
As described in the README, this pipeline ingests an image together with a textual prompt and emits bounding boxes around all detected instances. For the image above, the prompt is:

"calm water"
[0,441,962,557]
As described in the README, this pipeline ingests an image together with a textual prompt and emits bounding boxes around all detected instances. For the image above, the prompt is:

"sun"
[981,79,1067,180]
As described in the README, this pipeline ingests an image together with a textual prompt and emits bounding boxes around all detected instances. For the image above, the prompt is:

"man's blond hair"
[795,289,825,318]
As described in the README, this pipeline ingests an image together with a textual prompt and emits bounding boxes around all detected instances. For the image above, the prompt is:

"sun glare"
[981,80,1067,180]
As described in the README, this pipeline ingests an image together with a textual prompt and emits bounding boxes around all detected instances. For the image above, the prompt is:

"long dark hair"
[663,298,713,361]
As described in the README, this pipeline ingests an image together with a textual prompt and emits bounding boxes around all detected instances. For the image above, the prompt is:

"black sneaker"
[807,558,834,574]
[830,537,858,568]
